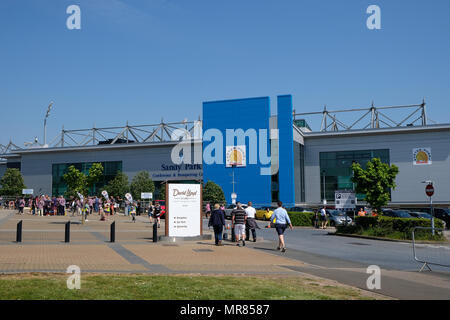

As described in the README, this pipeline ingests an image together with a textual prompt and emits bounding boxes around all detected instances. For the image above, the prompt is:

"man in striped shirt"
[232,202,247,247]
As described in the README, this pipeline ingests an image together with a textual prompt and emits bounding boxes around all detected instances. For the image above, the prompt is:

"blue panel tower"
[202,97,272,206]
[277,95,296,207]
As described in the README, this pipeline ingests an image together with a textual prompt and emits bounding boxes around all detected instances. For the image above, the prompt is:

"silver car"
[326,209,352,226]
[224,204,247,220]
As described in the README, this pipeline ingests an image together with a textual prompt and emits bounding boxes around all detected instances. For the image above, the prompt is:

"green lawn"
[0,274,384,300]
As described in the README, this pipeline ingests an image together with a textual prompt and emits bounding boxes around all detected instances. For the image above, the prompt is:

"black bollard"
[16,220,22,243]
[65,221,70,243]
[110,221,115,243]
[231,226,236,242]
[153,222,158,243]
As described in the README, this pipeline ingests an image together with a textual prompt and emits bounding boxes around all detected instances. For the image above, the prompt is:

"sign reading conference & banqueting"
[167,184,202,237]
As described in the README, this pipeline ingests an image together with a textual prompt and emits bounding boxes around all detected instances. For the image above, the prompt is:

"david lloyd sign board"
[166,184,202,237]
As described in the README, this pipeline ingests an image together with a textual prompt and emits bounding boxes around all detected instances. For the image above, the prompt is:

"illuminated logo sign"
[226,145,246,167]
[413,148,432,165]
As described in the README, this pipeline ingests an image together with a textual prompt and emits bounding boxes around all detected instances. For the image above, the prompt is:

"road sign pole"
[425,183,435,236]
[430,196,435,236]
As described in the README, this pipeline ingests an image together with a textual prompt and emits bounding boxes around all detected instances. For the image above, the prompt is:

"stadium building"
[1,95,449,208]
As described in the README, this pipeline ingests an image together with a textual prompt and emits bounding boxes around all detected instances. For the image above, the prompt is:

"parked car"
[155,200,166,218]
[432,208,450,229]
[409,212,433,219]
[224,204,247,220]
[326,209,352,227]
[411,208,450,228]
[381,209,412,218]
[255,207,276,220]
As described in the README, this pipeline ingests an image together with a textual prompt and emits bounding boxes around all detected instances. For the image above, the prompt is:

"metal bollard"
[231,226,236,242]
[16,220,22,243]
[65,221,70,243]
[110,221,115,243]
[153,222,158,243]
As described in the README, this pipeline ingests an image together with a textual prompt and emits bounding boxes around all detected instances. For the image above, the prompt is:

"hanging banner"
[413,148,432,165]
[125,193,133,203]
[166,184,202,237]
[226,145,246,167]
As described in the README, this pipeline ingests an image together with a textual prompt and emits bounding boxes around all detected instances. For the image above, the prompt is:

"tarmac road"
[213,219,450,299]
[256,226,450,272]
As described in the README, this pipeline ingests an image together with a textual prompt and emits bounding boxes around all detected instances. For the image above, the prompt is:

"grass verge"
[0,273,386,300]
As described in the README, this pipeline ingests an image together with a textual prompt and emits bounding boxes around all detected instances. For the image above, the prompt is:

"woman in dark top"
[208,203,226,246]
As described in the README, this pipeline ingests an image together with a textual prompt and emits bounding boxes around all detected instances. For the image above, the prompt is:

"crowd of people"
[208,200,293,252]
[1,195,166,223]
[3,195,296,250]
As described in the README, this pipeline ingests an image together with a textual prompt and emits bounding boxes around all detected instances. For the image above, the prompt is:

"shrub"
[336,224,361,234]
[287,212,315,227]
[337,215,445,241]
[377,217,444,240]
[354,216,379,230]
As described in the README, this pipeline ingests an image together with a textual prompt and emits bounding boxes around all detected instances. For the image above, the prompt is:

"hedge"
[287,212,315,227]
[337,216,445,241]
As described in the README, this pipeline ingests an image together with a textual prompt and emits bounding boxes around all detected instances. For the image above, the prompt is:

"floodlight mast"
[43,101,54,147]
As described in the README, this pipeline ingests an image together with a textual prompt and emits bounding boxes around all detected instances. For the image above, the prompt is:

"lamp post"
[322,170,327,205]
[43,101,54,147]
[231,164,237,204]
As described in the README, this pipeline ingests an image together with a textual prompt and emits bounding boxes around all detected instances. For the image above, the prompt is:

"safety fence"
[412,227,450,272]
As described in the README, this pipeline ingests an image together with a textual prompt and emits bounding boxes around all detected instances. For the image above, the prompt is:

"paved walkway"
[0,210,304,275]
[1,209,449,299]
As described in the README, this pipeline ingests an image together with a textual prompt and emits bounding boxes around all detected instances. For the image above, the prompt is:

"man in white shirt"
[245,202,258,242]
[320,207,328,229]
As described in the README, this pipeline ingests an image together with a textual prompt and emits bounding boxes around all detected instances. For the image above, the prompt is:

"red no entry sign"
[425,184,434,197]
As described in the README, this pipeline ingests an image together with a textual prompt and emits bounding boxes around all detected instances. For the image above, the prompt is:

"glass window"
[319,149,390,202]
[51,161,122,197]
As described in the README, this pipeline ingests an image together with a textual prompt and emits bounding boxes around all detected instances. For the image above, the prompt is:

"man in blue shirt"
[270,201,293,252]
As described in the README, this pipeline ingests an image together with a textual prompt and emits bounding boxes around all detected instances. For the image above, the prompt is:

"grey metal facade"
[8,142,202,196]
[303,126,450,206]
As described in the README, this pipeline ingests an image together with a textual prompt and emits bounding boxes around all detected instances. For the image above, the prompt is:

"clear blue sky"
[1,0,450,146]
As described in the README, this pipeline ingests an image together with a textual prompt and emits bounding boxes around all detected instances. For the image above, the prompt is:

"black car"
[409,212,433,219]
[413,207,450,229]
[382,209,412,218]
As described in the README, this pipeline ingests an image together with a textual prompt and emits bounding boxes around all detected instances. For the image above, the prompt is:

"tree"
[0,168,26,196]
[158,183,166,200]
[130,171,155,200]
[105,172,129,199]
[63,163,104,197]
[63,165,87,198]
[351,158,399,211]
[203,180,225,205]
[87,162,104,194]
